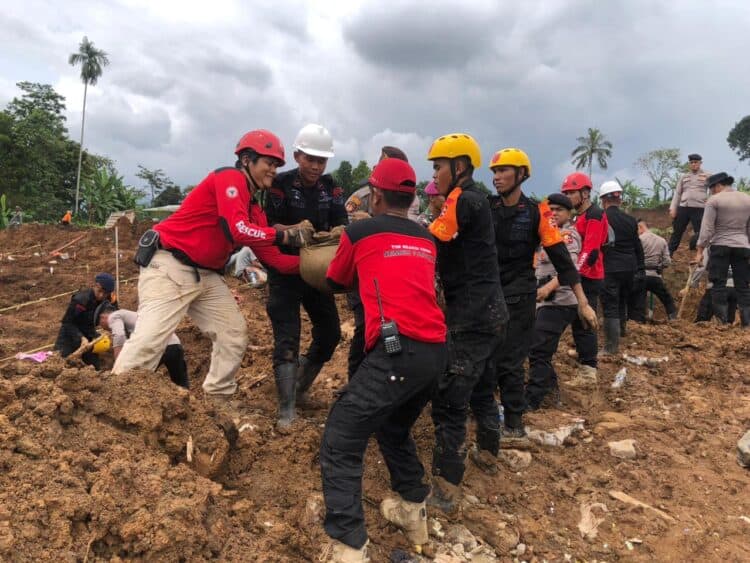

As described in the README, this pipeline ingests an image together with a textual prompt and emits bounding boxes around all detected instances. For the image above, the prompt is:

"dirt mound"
[1,222,749,561]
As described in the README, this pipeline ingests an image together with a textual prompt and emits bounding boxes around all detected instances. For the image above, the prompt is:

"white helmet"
[599,180,622,198]
[293,123,334,158]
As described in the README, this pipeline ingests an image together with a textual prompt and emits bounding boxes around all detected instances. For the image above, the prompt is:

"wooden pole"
[677,265,696,320]
[0,343,54,364]
[49,234,86,256]
[0,277,139,314]
[115,226,120,299]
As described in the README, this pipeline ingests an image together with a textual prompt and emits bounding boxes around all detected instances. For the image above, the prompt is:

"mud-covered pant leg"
[114,251,199,376]
[688,208,704,251]
[266,277,304,367]
[668,207,692,255]
[695,289,713,322]
[494,293,536,427]
[159,344,189,389]
[188,270,248,396]
[321,339,445,549]
[646,276,677,316]
[708,245,732,321]
[572,276,601,368]
[302,283,341,364]
[432,331,499,483]
[346,292,366,380]
[526,306,576,407]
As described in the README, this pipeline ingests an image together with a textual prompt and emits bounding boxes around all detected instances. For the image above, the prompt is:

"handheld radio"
[374,278,402,355]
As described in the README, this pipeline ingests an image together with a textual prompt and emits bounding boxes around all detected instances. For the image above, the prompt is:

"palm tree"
[571,128,613,179]
[69,36,109,216]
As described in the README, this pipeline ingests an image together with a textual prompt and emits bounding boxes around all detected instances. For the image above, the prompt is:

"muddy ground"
[0,217,748,562]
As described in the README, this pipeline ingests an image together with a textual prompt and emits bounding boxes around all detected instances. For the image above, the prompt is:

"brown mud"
[0,220,748,562]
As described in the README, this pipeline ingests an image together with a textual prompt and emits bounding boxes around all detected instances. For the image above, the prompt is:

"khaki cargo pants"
[113,250,248,396]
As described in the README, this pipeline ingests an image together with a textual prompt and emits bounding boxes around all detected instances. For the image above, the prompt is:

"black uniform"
[54,288,105,368]
[264,169,348,367]
[430,181,507,486]
[602,206,645,324]
[471,193,578,432]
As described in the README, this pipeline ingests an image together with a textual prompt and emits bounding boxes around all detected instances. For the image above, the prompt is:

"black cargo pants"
[320,337,447,549]
[266,274,341,367]
[432,330,502,484]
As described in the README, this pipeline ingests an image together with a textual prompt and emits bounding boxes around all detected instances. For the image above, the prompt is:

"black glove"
[586,249,599,267]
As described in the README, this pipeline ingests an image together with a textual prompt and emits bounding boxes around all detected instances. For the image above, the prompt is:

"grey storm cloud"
[2,0,750,193]
[343,3,498,69]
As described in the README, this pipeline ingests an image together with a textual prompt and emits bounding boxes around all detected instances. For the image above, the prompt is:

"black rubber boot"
[603,318,620,355]
[713,303,729,324]
[740,307,750,328]
[274,363,297,429]
[296,355,324,402]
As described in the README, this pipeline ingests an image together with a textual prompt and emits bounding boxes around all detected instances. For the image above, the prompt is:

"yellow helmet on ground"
[428,133,482,168]
[489,148,532,177]
[92,334,112,355]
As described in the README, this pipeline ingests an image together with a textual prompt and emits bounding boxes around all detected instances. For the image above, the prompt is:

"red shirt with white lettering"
[155,167,298,273]
[327,214,446,351]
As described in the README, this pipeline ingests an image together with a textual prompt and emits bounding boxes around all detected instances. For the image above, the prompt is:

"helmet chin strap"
[241,165,263,195]
[449,160,470,187]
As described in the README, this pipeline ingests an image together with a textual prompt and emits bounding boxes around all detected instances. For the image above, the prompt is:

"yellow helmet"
[427,133,481,168]
[92,334,112,355]
[489,148,532,177]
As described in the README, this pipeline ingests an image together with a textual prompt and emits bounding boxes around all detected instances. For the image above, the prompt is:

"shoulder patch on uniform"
[226,186,239,198]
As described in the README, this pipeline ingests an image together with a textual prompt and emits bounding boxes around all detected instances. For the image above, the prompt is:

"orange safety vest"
[428,187,462,242]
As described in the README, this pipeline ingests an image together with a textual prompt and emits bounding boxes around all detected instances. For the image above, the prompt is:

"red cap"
[561,171,592,192]
[368,158,417,193]
[235,129,285,166]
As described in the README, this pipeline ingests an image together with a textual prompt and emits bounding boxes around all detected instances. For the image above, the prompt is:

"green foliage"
[634,148,681,204]
[136,165,178,206]
[152,185,182,207]
[0,194,10,229]
[0,82,86,220]
[80,166,143,224]
[351,160,372,193]
[736,177,750,193]
[571,128,613,178]
[617,178,648,209]
[332,161,354,196]
[727,115,750,162]
[68,37,110,86]
[474,181,491,195]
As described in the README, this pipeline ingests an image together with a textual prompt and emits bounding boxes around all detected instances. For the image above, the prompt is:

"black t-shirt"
[603,206,645,273]
[434,182,507,333]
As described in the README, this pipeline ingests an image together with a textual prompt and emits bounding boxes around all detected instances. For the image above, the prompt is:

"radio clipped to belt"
[374,278,401,355]
[134,229,160,267]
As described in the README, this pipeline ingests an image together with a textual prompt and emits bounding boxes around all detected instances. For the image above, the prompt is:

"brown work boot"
[380,496,428,546]
[427,476,461,513]
[469,445,498,475]
[319,539,370,563]
[565,365,598,388]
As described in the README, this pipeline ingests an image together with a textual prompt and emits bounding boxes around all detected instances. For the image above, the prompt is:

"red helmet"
[235,129,285,166]
[561,172,592,192]
[368,158,417,193]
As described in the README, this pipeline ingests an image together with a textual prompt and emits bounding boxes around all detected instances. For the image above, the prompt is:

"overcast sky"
[2,0,749,196]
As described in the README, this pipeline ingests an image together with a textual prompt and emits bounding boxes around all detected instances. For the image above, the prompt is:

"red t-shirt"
[155,167,298,274]
[327,215,446,351]
[574,203,608,280]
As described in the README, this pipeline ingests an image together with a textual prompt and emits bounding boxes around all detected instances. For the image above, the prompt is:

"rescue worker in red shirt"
[113,130,312,407]
[320,159,447,562]
[426,133,507,511]
[264,124,348,429]
[472,149,597,448]
[560,172,609,385]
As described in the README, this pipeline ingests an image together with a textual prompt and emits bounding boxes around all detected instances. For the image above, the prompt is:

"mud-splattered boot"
[565,364,598,388]
[427,476,461,513]
[274,363,297,430]
[469,445,498,475]
[320,539,370,563]
[380,496,428,547]
[602,317,620,355]
[740,307,750,328]
[296,355,324,405]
